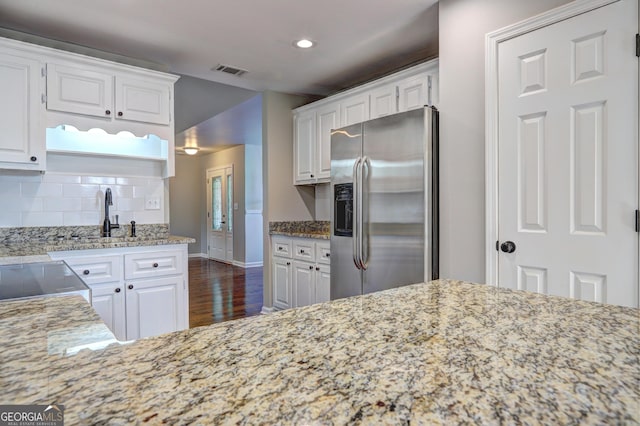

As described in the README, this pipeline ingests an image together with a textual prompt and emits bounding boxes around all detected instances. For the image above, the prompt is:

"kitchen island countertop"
[0,280,638,424]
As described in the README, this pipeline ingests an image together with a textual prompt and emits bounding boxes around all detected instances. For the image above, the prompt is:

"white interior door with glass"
[207,166,233,263]
[488,0,639,307]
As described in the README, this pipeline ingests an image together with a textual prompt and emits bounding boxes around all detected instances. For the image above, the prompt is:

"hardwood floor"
[188,258,263,328]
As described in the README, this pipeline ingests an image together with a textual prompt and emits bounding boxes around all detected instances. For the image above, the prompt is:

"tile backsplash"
[0,173,166,227]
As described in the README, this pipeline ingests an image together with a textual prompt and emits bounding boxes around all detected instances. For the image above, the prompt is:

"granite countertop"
[0,224,195,264]
[269,221,330,239]
[1,280,638,424]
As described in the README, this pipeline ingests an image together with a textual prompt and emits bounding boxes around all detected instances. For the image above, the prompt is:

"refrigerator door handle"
[360,156,370,270]
[352,157,362,269]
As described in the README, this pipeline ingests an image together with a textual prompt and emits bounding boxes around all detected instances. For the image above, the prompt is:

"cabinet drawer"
[316,242,331,264]
[293,240,315,261]
[124,250,183,279]
[63,255,122,285]
[272,238,292,258]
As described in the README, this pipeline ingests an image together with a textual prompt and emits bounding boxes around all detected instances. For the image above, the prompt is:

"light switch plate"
[145,197,161,210]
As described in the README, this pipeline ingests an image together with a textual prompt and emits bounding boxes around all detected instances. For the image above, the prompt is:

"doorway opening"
[207,165,234,263]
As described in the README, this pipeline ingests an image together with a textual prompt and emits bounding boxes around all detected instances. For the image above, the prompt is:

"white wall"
[0,172,167,227]
[169,155,203,254]
[438,0,572,282]
[262,91,314,308]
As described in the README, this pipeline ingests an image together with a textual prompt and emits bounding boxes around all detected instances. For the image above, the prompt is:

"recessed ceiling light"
[294,39,315,49]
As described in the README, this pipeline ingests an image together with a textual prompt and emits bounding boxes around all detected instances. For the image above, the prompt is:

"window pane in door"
[227,174,233,232]
[212,176,222,231]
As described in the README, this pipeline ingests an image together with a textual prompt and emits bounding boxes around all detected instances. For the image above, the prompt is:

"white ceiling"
[0,0,439,96]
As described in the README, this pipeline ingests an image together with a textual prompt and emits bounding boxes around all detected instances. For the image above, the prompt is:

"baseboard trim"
[188,252,207,259]
[261,306,276,314]
[232,260,264,268]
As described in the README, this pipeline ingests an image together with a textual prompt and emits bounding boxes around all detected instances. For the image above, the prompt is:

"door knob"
[500,241,516,253]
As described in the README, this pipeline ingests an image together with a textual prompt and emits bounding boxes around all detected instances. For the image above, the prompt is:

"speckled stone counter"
[269,221,330,239]
[0,224,195,264]
[1,280,638,424]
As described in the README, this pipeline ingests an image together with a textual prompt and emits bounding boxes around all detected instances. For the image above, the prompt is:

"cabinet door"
[115,76,171,125]
[369,84,398,119]
[125,276,182,340]
[46,63,113,118]
[341,94,369,126]
[272,257,293,309]
[293,260,315,308]
[0,50,44,169]
[293,110,316,184]
[90,283,126,341]
[316,102,340,182]
[398,75,428,112]
[315,265,331,304]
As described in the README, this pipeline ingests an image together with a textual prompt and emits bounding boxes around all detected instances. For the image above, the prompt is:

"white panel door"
[115,76,171,125]
[497,0,638,307]
[316,102,340,181]
[46,63,113,118]
[207,166,233,263]
[0,50,44,167]
[125,276,181,340]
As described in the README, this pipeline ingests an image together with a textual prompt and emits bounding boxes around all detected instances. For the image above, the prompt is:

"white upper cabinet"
[115,76,171,125]
[341,93,370,127]
[370,84,398,119]
[46,63,113,119]
[47,63,171,125]
[0,46,45,171]
[315,102,340,182]
[293,59,438,186]
[397,74,429,113]
[0,36,178,177]
[293,110,316,183]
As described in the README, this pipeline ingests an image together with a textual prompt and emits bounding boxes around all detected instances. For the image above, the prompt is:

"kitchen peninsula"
[1,279,637,424]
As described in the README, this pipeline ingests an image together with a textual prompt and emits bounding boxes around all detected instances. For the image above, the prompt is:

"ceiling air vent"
[213,64,248,77]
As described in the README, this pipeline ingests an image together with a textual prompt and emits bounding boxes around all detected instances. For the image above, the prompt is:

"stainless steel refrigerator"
[330,106,438,300]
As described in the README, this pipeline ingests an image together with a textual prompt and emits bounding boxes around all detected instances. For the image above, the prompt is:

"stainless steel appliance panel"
[330,123,364,300]
[361,108,425,294]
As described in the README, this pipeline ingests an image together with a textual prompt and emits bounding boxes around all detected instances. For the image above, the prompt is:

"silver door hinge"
[41,94,47,104]
[427,75,433,106]
[635,210,639,232]
[41,67,47,77]
[636,34,640,57]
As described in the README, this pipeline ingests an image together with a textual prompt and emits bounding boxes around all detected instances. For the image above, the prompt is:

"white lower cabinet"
[49,244,188,340]
[272,236,330,309]
[90,282,126,341]
[272,257,293,310]
[125,275,183,340]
